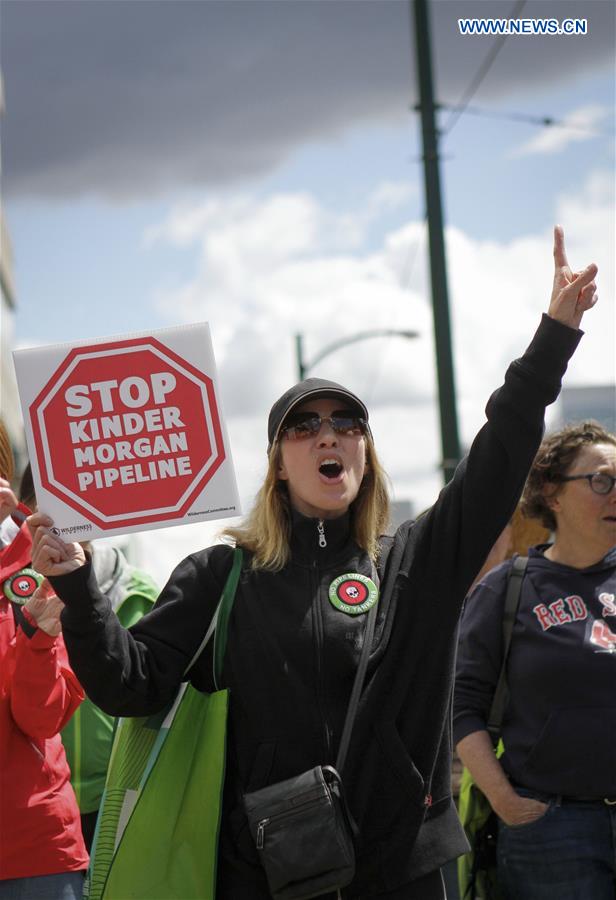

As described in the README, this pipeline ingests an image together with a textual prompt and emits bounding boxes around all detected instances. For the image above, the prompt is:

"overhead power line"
[439,102,611,138]
[442,0,527,136]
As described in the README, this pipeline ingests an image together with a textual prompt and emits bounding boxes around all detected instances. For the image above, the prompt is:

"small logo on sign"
[3,568,43,605]
[328,573,379,616]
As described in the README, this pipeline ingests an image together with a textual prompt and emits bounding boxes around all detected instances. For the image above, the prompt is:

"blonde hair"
[0,419,15,483]
[223,434,390,570]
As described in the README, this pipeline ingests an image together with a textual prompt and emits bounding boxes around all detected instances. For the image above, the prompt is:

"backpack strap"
[486,555,528,745]
[182,547,243,686]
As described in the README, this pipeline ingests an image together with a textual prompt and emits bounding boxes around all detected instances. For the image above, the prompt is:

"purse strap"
[486,554,528,745]
[185,547,378,763]
[183,547,243,685]
[335,561,380,774]
[214,548,243,688]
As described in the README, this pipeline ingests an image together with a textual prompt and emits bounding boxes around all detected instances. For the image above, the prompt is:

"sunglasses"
[280,411,368,441]
[555,472,616,495]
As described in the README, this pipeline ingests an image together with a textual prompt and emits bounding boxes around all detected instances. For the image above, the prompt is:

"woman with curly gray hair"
[455,420,616,899]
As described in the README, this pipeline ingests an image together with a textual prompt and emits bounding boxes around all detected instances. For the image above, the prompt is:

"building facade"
[557,385,616,434]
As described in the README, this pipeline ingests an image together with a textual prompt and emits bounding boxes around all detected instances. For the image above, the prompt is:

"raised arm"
[404,227,598,612]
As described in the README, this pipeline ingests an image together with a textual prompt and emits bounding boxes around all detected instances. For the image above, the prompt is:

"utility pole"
[295,334,306,381]
[413,0,461,483]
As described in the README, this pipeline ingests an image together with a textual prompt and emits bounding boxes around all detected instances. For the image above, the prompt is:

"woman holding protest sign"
[29,227,598,900]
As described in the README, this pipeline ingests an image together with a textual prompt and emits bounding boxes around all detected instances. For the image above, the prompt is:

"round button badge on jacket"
[3,568,43,605]
[328,573,379,615]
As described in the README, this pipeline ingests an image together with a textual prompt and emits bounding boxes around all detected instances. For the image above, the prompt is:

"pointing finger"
[553,225,569,270]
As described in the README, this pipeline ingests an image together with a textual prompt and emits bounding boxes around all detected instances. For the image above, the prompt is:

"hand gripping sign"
[13,323,240,539]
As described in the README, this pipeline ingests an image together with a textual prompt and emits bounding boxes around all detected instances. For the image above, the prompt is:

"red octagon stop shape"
[29,336,225,530]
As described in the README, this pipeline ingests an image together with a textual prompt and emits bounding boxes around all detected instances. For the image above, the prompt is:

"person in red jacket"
[0,419,88,899]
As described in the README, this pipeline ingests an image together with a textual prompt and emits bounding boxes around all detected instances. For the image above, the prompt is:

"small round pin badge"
[328,573,379,615]
[3,568,43,605]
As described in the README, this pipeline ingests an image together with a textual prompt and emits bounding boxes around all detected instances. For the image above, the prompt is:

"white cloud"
[511,104,608,157]
[366,181,416,216]
[138,172,614,587]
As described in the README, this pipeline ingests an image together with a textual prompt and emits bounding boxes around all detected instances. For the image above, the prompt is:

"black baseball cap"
[267,377,369,451]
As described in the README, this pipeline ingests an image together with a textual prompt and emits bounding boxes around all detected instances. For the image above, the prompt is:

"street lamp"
[295,329,420,381]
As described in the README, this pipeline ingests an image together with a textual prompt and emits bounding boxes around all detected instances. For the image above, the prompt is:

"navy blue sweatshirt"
[454,546,616,797]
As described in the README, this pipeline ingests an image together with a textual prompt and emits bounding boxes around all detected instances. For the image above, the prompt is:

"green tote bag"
[457,742,505,900]
[85,547,243,900]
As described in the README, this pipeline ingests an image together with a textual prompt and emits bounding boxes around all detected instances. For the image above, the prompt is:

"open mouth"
[319,459,343,480]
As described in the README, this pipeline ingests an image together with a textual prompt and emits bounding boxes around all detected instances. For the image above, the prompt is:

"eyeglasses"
[555,473,616,495]
[280,412,368,441]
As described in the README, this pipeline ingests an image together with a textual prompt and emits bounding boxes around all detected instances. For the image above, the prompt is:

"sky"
[1,0,614,586]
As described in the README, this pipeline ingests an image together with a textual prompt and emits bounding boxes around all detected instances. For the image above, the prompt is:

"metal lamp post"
[295,329,419,381]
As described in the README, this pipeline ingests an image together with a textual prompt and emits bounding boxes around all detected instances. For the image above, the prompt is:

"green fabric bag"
[84,547,243,900]
[457,742,504,900]
[62,554,159,815]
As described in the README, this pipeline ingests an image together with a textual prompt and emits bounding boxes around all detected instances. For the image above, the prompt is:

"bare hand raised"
[27,513,87,577]
[548,225,598,330]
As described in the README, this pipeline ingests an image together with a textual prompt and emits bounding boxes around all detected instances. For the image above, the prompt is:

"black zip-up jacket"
[53,315,581,895]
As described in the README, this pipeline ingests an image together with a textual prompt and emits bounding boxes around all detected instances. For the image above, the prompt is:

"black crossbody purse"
[243,570,379,900]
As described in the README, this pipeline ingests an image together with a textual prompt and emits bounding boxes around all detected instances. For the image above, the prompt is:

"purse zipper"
[256,819,269,850]
[256,793,329,849]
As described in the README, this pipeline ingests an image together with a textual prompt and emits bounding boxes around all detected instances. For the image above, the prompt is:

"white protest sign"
[13,323,240,539]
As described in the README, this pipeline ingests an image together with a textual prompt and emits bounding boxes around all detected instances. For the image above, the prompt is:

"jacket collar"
[289,508,352,564]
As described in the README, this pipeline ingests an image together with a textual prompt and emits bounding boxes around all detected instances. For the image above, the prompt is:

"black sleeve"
[403,315,581,619]
[51,543,234,717]
[452,564,510,745]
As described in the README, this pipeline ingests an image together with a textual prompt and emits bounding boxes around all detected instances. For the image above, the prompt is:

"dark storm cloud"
[1,0,612,198]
